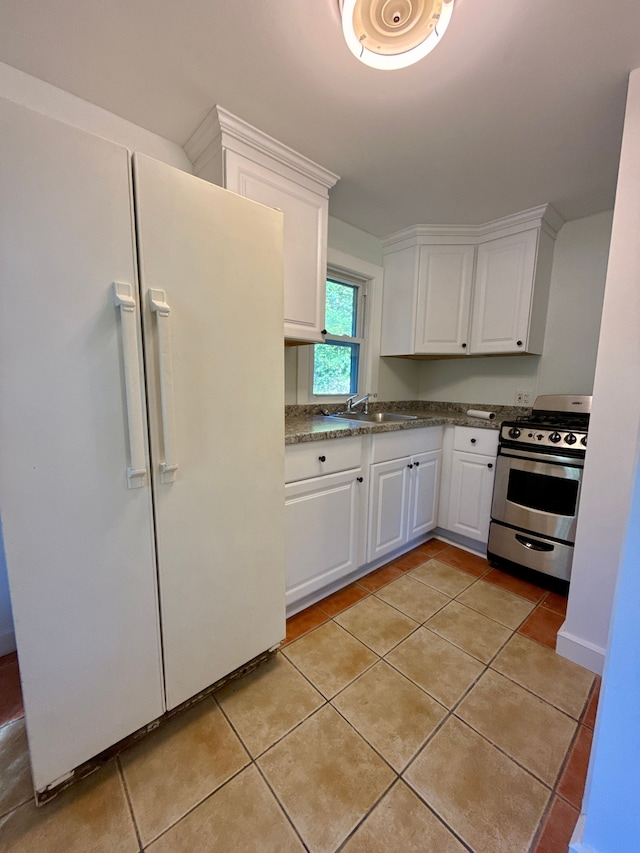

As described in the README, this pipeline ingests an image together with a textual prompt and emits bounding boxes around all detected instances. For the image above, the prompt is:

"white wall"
[290,210,613,407]
[416,211,612,405]
[0,62,191,170]
[417,352,541,406]
[327,216,383,267]
[0,64,193,656]
[558,67,640,676]
[571,441,640,852]
[536,211,612,395]
[0,524,14,656]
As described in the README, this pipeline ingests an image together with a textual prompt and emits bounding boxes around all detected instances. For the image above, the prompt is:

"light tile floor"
[0,539,600,852]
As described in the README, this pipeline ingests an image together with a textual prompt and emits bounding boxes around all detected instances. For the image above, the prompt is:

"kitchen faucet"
[345,393,370,414]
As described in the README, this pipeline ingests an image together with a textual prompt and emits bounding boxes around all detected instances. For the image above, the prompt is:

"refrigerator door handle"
[149,289,179,483]
[113,282,148,489]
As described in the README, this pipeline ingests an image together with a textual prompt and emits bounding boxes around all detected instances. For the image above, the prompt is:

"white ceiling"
[1,1,640,237]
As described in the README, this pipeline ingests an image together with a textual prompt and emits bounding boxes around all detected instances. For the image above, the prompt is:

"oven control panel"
[500,424,588,451]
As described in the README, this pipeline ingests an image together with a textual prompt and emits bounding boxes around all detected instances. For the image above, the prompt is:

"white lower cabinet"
[444,427,498,543]
[367,428,442,563]
[367,458,410,560]
[409,450,442,540]
[284,423,502,609]
[285,438,365,608]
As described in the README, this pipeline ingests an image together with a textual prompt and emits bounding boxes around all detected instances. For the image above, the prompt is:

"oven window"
[507,469,579,516]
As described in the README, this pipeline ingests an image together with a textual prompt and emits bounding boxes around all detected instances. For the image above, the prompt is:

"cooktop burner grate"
[514,411,590,429]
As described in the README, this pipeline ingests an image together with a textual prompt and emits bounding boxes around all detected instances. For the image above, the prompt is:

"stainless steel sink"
[328,412,418,423]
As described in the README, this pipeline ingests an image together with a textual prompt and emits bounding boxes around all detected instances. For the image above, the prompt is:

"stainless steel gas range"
[487,394,591,585]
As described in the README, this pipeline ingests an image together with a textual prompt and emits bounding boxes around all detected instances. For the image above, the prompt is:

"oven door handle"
[499,446,584,467]
[515,534,555,552]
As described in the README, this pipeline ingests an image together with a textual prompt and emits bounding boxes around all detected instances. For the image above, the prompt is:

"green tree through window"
[313,277,363,396]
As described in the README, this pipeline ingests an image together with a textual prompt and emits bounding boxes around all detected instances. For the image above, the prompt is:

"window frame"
[296,249,383,405]
[312,272,366,399]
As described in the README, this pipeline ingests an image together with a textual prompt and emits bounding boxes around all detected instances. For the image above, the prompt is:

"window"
[313,274,366,397]
[293,248,382,405]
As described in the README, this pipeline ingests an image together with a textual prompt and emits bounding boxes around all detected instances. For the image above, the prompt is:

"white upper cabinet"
[415,244,475,354]
[381,205,563,358]
[185,107,339,344]
[470,230,538,354]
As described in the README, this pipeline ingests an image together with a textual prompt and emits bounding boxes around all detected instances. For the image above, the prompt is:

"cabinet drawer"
[285,437,362,483]
[372,426,442,464]
[453,426,498,456]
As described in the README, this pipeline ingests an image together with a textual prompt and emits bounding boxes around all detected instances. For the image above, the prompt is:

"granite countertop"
[285,401,527,445]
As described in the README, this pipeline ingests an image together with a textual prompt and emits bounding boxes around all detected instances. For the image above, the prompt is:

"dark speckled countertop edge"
[284,401,528,445]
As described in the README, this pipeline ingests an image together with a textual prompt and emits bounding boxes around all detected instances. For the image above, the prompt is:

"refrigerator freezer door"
[134,154,286,710]
[0,100,165,793]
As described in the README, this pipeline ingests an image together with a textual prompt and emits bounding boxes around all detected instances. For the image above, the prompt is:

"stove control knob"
[565,433,577,445]
[581,435,587,447]
[508,427,521,439]
[549,431,562,443]
[536,434,544,441]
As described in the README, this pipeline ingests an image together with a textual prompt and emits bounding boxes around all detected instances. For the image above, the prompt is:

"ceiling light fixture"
[340,0,454,70]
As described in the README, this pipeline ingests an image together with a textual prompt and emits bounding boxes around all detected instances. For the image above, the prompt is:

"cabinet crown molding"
[381,204,565,253]
[184,105,339,194]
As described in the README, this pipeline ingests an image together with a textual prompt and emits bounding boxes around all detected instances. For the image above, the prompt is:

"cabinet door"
[414,245,474,354]
[225,150,327,343]
[407,450,442,540]
[470,230,538,354]
[447,451,496,542]
[285,469,363,607]
[367,458,411,562]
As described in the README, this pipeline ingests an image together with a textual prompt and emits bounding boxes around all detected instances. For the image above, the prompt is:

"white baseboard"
[569,813,603,852]
[556,626,605,675]
[432,527,487,557]
[0,625,17,657]
[286,533,434,618]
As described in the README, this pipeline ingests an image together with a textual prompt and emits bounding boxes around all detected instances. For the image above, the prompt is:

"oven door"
[491,447,583,542]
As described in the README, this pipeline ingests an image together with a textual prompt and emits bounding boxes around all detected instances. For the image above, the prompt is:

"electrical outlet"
[516,391,532,406]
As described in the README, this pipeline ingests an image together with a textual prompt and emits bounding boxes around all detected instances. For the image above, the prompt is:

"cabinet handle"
[407,463,413,469]
[113,283,147,489]
[414,460,420,466]
[470,438,477,444]
[357,476,363,483]
[149,289,179,484]
[319,455,326,462]
[488,463,493,469]
[517,340,523,347]
[461,342,467,349]
[321,329,327,335]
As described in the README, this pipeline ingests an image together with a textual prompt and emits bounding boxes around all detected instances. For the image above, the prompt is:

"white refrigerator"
[0,97,285,797]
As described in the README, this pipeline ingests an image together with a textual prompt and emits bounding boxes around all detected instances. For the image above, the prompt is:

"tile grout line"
[116,754,144,852]
[319,555,583,849]
[251,755,312,852]
[527,720,592,851]
[283,538,543,646]
[1,539,582,851]
[289,553,584,762]
[527,793,557,853]
[131,696,255,850]
[264,545,579,851]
